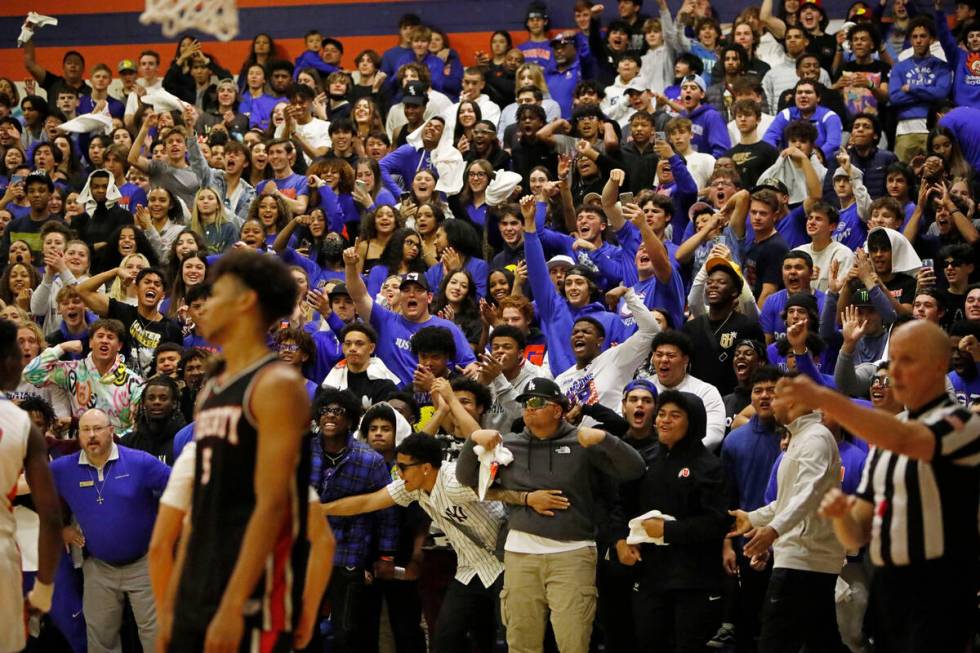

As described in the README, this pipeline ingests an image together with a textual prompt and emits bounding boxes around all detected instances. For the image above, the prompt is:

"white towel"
[485,170,522,207]
[76,169,123,216]
[18,13,58,47]
[59,111,113,136]
[142,87,190,114]
[626,509,677,546]
[406,122,465,196]
[472,443,514,501]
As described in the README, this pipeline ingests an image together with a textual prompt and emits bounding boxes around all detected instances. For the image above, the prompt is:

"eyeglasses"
[278,343,299,353]
[944,259,966,268]
[396,461,423,472]
[523,396,554,409]
[467,171,489,178]
[317,406,347,418]
[871,376,891,388]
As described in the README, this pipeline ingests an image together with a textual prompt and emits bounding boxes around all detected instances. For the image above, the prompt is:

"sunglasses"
[871,376,891,388]
[396,461,423,472]
[944,259,967,268]
[317,406,347,418]
[523,396,554,409]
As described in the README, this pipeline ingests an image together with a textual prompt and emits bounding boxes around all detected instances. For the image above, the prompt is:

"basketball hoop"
[140,0,239,42]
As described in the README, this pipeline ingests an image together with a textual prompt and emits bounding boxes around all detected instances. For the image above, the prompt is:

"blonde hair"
[515,63,549,95]
[190,187,228,240]
[109,253,150,301]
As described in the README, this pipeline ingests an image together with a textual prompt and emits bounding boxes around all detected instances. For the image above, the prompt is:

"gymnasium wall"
[0,0,911,83]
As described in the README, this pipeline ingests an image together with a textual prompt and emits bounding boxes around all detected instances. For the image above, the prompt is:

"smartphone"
[10,175,23,184]
[299,238,312,251]
[355,179,368,193]
[619,192,634,205]
[399,191,412,202]
[655,131,666,141]
[921,258,934,270]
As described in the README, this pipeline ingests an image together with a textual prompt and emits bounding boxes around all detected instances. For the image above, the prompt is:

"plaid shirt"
[310,433,399,568]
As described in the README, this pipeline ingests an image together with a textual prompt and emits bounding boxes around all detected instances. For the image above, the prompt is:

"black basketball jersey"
[173,354,310,634]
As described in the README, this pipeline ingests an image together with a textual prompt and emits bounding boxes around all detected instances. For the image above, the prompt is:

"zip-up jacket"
[456,420,645,542]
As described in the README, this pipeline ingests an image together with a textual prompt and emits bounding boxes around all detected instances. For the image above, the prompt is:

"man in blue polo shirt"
[343,247,476,387]
[50,408,170,653]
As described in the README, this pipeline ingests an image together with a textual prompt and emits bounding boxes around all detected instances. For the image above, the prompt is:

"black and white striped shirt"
[388,462,505,588]
[856,396,980,567]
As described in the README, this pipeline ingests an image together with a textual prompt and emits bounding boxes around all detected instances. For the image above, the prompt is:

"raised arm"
[342,245,373,322]
[629,206,673,284]
[536,118,572,147]
[273,214,306,254]
[759,0,787,38]
[21,32,48,84]
[601,169,628,232]
[128,111,157,173]
[75,268,118,316]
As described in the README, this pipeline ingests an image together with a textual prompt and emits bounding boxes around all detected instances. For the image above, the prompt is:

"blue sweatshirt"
[721,415,782,512]
[763,105,842,161]
[293,51,340,78]
[936,10,980,108]
[686,104,731,158]
[888,54,952,122]
[524,231,624,375]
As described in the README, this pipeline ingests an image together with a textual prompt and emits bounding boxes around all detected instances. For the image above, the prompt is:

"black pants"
[369,579,426,653]
[868,560,976,653]
[431,575,502,653]
[597,555,638,653]
[758,568,847,653]
[733,548,773,653]
[632,583,722,653]
[325,566,377,653]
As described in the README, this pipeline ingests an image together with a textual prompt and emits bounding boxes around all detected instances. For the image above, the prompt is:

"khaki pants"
[500,547,598,653]
[894,133,927,163]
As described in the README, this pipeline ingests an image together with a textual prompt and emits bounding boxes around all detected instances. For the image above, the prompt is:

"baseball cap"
[118,59,136,73]
[327,282,351,299]
[516,377,569,409]
[623,379,658,399]
[403,81,429,106]
[550,34,575,47]
[547,254,575,271]
[582,191,602,205]
[680,74,707,93]
[833,167,851,179]
[751,178,790,195]
[705,257,744,292]
[564,264,595,281]
[624,78,649,94]
[25,170,53,191]
[852,287,875,307]
[688,201,716,222]
[801,0,828,15]
[399,272,430,291]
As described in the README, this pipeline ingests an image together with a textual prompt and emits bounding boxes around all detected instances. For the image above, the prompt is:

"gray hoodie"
[456,421,645,542]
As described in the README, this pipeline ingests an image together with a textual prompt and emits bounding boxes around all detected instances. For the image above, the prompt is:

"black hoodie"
[612,391,729,592]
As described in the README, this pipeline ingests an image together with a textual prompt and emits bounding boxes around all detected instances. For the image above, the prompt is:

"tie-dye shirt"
[23,345,144,435]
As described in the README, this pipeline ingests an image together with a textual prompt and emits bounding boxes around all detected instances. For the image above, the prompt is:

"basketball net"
[140,0,239,42]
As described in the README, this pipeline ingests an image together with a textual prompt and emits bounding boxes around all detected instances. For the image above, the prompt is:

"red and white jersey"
[0,398,31,653]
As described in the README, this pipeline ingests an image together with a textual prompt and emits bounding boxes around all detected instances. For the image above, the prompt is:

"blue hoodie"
[524,231,625,375]
[888,54,952,122]
[936,10,980,108]
[939,107,980,170]
[685,104,731,158]
[763,105,843,161]
[293,50,340,78]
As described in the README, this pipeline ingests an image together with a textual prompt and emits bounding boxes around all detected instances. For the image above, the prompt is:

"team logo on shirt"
[719,332,736,348]
[678,467,690,478]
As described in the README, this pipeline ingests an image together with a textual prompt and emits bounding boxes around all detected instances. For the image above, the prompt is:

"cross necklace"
[88,462,111,505]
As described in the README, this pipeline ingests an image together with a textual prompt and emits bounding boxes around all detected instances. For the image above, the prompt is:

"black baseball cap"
[751,178,790,195]
[403,81,429,106]
[516,377,569,409]
[400,272,430,291]
[327,283,351,299]
[25,170,53,191]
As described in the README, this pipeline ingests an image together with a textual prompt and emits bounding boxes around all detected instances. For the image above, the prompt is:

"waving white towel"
[18,13,58,47]
[626,509,677,546]
[142,87,190,114]
[59,110,113,136]
[472,443,514,500]
[485,170,523,207]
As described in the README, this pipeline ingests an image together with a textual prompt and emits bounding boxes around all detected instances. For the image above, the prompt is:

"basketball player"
[0,318,62,652]
[160,250,313,653]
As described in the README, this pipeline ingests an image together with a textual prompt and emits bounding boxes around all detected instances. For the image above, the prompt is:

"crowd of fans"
[4,0,980,651]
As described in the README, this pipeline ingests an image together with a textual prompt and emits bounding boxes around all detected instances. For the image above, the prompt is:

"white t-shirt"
[797,241,855,294]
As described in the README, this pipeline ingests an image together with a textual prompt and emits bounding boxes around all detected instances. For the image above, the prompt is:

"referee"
[779,320,980,652]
